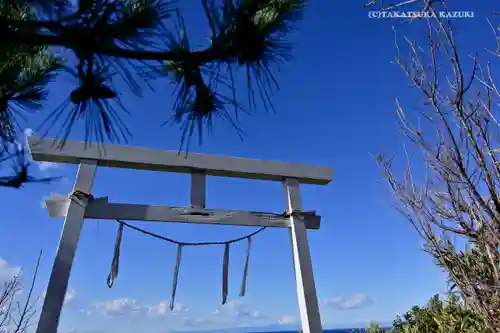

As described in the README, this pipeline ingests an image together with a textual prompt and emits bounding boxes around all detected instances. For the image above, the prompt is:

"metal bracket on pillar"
[190,171,206,209]
[283,178,322,333]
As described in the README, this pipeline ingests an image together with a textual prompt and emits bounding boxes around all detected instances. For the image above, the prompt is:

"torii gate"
[27,136,333,333]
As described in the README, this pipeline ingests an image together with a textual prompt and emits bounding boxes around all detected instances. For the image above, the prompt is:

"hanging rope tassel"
[170,244,183,311]
[239,237,252,297]
[107,223,124,288]
[114,220,267,306]
[222,242,230,305]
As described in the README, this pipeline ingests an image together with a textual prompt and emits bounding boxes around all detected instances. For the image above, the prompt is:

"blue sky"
[0,1,496,333]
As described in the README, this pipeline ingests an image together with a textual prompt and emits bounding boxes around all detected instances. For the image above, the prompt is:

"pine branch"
[0,144,61,189]
[2,27,224,62]
[0,0,306,189]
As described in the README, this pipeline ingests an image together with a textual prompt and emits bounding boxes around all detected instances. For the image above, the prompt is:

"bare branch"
[378,8,500,332]
[0,251,43,333]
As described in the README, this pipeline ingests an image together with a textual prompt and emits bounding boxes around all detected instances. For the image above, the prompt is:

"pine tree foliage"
[0,0,305,188]
[364,294,492,333]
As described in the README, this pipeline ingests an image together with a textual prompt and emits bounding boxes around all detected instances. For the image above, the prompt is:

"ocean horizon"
[250,329,388,333]
[254,330,361,333]
[179,327,391,333]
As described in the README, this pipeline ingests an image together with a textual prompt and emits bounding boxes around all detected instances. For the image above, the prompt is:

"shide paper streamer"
[107,223,124,288]
[107,220,266,310]
[222,242,230,305]
[240,237,252,297]
[171,244,183,311]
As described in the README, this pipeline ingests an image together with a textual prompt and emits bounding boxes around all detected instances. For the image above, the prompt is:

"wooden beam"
[27,136,333,185]
[190,172,206,208]
[283,178,322,333]
[44,198,321,229]
[36,161,98,333]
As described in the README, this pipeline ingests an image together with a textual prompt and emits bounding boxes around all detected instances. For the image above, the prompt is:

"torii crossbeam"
[27,136,333,333]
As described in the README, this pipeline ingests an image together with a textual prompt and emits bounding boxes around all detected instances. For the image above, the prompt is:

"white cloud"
[83,298,271,330]
[277,315,296,325]
[65,289,77,305]
[322,293,372,310]
[24,128,34,137]
[41,288,77,306]
[23,128,59,171]
[90,298,188,318]
[183,317,214,328]
[92,298,145,317]
[148,300,188,317]
[212,300,264,319]
[60,329,104,333]
[78,309,93,317]
[167,300,268,330]
[0,258,21,283]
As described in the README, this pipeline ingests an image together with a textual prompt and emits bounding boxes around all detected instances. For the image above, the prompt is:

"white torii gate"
[27,136,333,333]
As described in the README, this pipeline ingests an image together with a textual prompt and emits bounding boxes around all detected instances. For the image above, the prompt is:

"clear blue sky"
[0,1,494,333]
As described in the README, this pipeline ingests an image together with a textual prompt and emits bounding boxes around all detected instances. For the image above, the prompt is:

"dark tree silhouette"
[0,0,304,188]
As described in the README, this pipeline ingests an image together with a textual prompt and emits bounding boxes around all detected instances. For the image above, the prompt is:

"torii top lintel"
[27,136,334,185]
